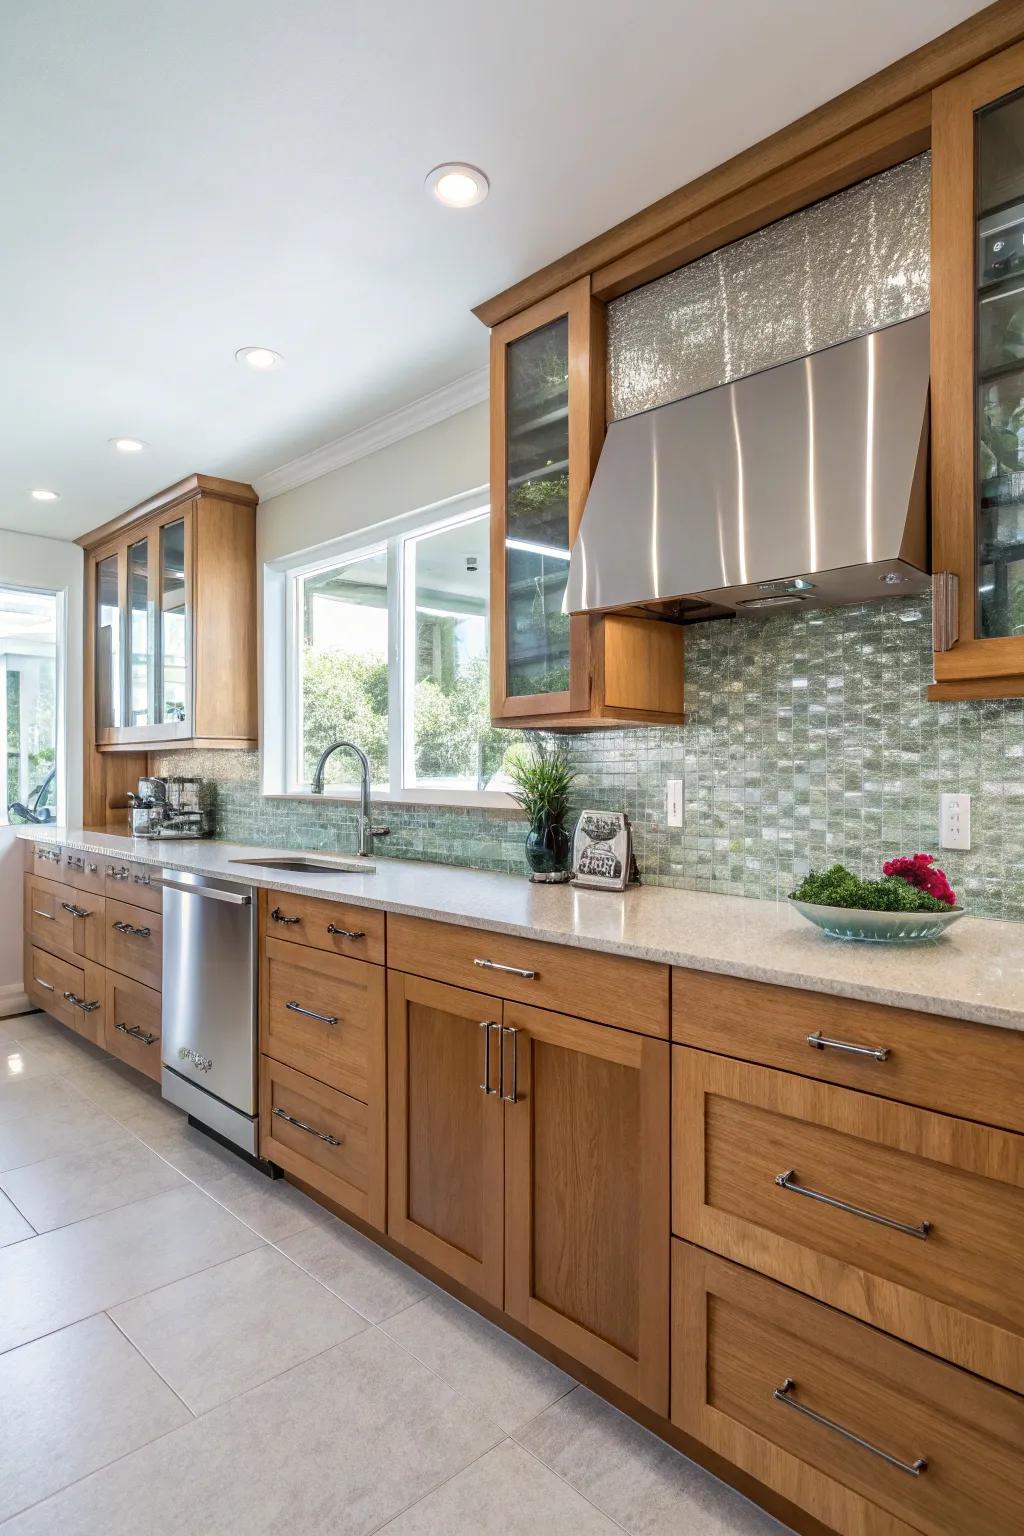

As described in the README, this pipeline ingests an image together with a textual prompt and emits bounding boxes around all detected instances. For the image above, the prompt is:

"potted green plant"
[507,739,576,882]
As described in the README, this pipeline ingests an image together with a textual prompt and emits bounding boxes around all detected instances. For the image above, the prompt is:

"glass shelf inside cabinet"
[505,316,572,698]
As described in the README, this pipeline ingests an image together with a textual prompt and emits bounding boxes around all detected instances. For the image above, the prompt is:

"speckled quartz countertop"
[19,827,1024,1033]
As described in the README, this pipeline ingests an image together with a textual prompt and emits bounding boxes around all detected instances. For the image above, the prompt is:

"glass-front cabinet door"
[126,535,154,728]
[932,41,1024,697]
[159,517,189,727]
[94,552,122,735]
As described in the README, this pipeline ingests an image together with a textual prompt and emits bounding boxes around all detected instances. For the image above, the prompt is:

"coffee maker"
[128,777,207,839]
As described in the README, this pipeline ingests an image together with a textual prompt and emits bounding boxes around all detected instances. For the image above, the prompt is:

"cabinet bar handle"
[61,901,90,920]
[272,1106,341,1146]
[501,1024,519,1104]
[480,1020,499,1094]
[807,1030,889,1062]
[112,921,152,939]
[285,1000,337,1026]
[116,1022,157,1045]
[474,958,536,979]
[270,906,301,925]
[63,991,100,1013]
[33,977,54,991]
[773,1379,927,1476]
[326,923,365,939]
[775,1169,930,1239]
[106,866,130,879]
[32,908,55,920]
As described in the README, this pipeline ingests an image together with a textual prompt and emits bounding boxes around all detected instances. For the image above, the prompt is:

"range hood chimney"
[565,313,929,623]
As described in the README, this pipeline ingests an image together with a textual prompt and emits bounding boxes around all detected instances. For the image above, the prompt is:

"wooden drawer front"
[673,1048,1024,1391]
[388,914,669,1037]
[260,1056,383,1227]
[261,937,383,1102]
[103,861,162,912]
[24,841,62,875]
[673,1244,1024,1536]
[24,944,104,1043]
[24,874,105,964]
[106,898,162,989]
[60,850,106,897]
[261,888,385,964]
[104,972,162,1082]
[672,968,1024,1134]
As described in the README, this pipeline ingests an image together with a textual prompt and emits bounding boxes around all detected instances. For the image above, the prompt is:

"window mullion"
[387,536,404,794]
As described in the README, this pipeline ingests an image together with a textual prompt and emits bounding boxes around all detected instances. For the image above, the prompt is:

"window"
[268,499,518,803]
[1,586,59,826]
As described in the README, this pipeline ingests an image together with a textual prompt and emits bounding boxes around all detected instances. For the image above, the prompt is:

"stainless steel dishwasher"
[160,868,259,1154]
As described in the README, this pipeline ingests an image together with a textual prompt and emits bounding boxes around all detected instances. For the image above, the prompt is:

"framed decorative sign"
[571,810,632,891]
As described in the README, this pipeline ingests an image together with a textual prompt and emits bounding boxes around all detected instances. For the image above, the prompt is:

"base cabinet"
[104,971,162,1082]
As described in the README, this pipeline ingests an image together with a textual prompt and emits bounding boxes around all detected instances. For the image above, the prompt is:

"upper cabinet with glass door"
[488,278,684,727]
[82,475,257,751]
[932,42,1024,697]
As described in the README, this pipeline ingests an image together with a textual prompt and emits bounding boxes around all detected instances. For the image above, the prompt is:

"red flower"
[883,853,956,907]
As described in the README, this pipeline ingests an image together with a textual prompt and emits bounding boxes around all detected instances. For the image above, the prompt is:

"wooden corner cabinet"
[80,473,258,758]
[488,277,684,727]
[931,40,1024,699]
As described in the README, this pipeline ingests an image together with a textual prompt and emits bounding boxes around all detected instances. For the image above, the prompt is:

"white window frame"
[0,580,68,829]
[263,487,513,809]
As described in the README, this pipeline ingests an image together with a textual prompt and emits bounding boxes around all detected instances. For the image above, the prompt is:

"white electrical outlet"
[666,779,683,828]
[939,792,971,851]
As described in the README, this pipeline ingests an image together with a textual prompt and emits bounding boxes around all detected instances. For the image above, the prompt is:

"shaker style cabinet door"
[502,1001,670,1411]
[386,972,505,1305]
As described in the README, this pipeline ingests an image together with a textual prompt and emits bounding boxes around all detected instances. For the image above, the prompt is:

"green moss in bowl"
[790,865,956,913]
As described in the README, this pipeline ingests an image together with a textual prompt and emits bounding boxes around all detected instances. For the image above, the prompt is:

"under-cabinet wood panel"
[23,874,105,966]
[503,1001,670,1411]
[261,936,384,1103]
[261,888,385,966]
[260,1056,383,1228]
[673,1243,1024,1536]
[104,971,162,1082]
[672,968,1024,1132]
[387,972,504,1304]
[388,914,669,1036]
[105,898,162,990]
[673,1047,1024,1391]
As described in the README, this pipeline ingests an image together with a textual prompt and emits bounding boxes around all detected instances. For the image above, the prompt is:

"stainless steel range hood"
[565,313,930,623]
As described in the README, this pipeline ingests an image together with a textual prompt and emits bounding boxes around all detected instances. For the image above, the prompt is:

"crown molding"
[254,366,489,502]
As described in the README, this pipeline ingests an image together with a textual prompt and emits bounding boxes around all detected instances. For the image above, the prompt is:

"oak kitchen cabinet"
[489,277,684,727]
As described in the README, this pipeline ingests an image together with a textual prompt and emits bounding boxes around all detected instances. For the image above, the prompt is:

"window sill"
[262,788,520,814]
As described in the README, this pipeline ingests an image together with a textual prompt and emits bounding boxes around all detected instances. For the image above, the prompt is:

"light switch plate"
[666,779,683,828]
[939,792,971,850]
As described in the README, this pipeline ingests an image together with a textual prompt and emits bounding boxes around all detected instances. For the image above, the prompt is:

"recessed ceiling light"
[109,437,146,453]
[235,346,283,371]
[425,163,489,208]
[31,489,59,502]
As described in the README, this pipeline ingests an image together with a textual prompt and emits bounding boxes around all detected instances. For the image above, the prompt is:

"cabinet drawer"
[102,861,162,913]
[260,1056,383,1228]
[260,937,384,1102]
[673,1243,1024,1536]
[389,914,669,1036]
[60,850,106,897]
[24,943,104,1043]
[24,873,105,964]
[106,898,162,989]
[673,1047,1024,1391]
[672,968,1024,1133]
[24,841,62,875]
[261,889,385,965]
[104,972,162,1083]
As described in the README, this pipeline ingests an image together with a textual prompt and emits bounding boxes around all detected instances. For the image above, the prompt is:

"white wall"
[0,531,83,1013]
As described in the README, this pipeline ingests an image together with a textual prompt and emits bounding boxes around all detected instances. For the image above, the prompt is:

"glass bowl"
[789,898,964,943]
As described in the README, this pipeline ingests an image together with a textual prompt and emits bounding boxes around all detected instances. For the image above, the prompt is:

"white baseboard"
[0,985,33,1019]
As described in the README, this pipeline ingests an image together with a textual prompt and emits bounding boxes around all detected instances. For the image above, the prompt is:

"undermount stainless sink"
[229,856,374,874]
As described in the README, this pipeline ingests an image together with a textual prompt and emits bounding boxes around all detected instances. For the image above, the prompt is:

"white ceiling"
[1,0,983,541]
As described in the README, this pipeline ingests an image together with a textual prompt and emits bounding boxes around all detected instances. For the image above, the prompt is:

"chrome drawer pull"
[270,906,301,925]
[807,1030,889,1062]
[106,866,130,879]
[285,1000,338,1027]
[32,908,55,920]
[773,1379,927,1476]
[61,901,90,920]
[63,991,100,1013]
[501,1024,519,1104]
[33,977,54,991]
[474,958,536,980]
[116,1022,157,1045]
[775,1169,930,1239]
[272,1106,341,1146]
[479,1020,499,1094]
[326,923,365,939]
[112,921,152,939]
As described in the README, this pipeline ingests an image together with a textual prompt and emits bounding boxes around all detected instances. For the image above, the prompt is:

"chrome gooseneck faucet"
[310,739,389,857]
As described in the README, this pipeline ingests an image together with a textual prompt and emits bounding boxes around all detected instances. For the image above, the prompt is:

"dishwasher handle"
[154,877,252,906]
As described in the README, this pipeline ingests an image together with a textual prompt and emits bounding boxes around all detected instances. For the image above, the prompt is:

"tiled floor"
[0,1011,791,1535]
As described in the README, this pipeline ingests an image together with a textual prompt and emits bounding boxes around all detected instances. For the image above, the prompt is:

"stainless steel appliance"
[160,869,258,1153]
[565,313,930,622]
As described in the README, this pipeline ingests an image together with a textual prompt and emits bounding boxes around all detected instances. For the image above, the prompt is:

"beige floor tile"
[110,1245,367,1412]
[3,1326,504,1535]
[382,1289,575,1433]
[0,1312,190,1522]
[379,1439,623,1534]
[0,1095,129,1172]
[517,1388,790,1536]
[201,1166,322,1241]
[0,1038,85,1082]
[70,1059,164,1116]
[278,1214,432,1323]
[0,1073,87,1123]
[0,1183,264,1354]
[1,1134,186,1232]
[0,1190,33,1246]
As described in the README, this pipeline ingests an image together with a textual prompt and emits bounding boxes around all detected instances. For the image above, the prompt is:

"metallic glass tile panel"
[609,153,931,420]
